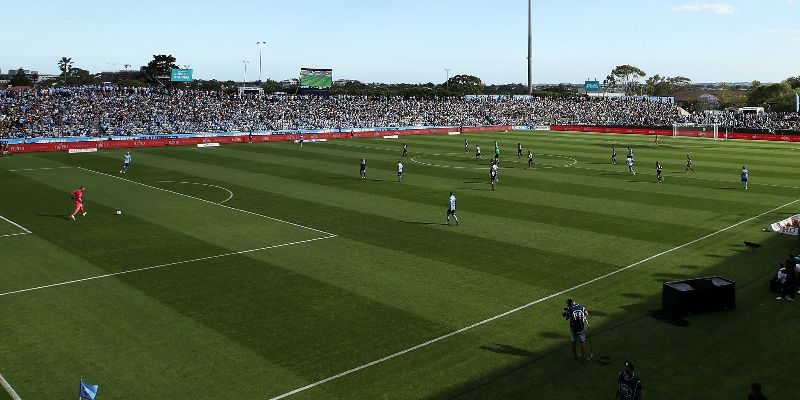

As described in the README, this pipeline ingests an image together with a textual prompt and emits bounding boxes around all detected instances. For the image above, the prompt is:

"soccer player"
[741,165,749,190]
[517,142,523,158]
[685,155,695,173]
[490,161,498,191]
[475,145,482,161]
[397,160,404,182]
[563,298,589,361]
[528,150,535,168]
[359,157,367,179]
[446,192,459,226]
[611,146,617,165]
[464,138,469,154]
[615,361,644,400]
[656,161,663,183]
[402,143,408,159]
[494,142,500,161]
[69,186,87,220]
[299,133,304,148]
[119,151,132,174]
[654,133,659,146]
[627,156,636,175]
[627,146,634,160]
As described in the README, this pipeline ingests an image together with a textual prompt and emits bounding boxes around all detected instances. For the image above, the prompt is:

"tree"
[67,68,100,86]
[9,68,31,87]
[58,57,73,85]
[445,74,485,95]
[747,82,796,112]
[145,54,178,86]
[786,76,800,89]
[609,65,646,95]
[717,84,747,109]
[644,75,691,96]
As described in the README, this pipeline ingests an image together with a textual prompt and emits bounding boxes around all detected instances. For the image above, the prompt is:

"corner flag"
[79,380,99,400]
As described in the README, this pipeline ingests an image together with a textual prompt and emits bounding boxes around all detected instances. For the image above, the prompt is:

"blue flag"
[79,380,99,400]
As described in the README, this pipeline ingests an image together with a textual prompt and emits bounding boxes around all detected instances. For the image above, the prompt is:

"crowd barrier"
[5,126,512,154]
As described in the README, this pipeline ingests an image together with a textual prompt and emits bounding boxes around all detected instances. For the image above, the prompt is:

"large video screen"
[299,68,333,89]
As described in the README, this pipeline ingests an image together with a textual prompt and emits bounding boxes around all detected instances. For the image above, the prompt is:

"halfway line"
[0,235,336,298]
[267,196,800,400]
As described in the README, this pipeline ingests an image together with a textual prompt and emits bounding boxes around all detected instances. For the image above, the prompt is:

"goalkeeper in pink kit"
[70,186,87,220]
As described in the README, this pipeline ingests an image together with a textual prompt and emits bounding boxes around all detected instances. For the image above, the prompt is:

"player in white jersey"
[475,145,482,161]
[627,156,635,175]
[656,161,663,182]
[627,147,633,160]
[685,155,695,173]
[446,192,459,225]
[741,166,748,190]
[120,152,132,174]
[490,161,499,191]
[528,150,535,168]
[397,160,404,182]
[464,139,469,153]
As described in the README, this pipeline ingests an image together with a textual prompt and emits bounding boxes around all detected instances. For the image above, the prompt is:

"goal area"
[672,123,723,140]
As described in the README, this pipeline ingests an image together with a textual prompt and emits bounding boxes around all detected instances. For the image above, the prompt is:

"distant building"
[333,79,358,86]
[5,68,40,82]
[99,68,145,83]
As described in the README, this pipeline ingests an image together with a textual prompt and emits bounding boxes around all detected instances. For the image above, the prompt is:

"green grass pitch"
[0,131,798,399]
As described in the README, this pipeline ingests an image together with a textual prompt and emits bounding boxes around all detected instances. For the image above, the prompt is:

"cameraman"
[563,298,589,360]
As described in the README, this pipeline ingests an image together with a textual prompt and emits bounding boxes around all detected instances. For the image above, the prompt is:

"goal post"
[672,123,722,140]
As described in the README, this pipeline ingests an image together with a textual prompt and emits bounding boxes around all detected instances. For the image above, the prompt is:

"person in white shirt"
[120,152,132,174]
[397,160,404,182]
[446,192,459,226]
[627,156,635,175]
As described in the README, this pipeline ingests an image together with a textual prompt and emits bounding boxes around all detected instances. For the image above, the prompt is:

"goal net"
[672,123,722,140]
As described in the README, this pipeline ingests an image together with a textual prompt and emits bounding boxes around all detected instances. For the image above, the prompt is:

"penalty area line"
[77,167,335,236]
[266,196,800,400]
[0,372,22,400]
[0,215,32,239]
[0,235,337,299]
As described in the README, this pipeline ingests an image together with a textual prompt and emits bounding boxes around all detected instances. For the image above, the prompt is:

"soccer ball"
[115,210,122,215]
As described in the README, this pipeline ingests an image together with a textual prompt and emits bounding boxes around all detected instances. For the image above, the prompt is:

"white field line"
[0,235,336,299]
[0,372,22,400]
[568,164,800,190]
[0,215,32,239]
[156,181,234,204]
[78,167,335,236]
[6,166,73,172]
[267,196,800,400]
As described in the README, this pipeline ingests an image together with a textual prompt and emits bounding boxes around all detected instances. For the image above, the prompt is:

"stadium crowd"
[1,86,798,138]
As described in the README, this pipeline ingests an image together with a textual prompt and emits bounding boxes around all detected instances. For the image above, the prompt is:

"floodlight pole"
[242,60,249,89]
[445,68,451,91]
[256,41,266,82]
[527,0,533,95]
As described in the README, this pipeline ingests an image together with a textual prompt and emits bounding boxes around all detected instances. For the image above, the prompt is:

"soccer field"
[0,131,798,399]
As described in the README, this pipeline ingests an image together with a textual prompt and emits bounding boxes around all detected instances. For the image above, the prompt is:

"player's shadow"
[479,344,536,357]
[37,213,69,220]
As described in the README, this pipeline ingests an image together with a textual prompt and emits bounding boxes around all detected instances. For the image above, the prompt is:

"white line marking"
[156,181,235,204]
[78,167,335,236]
[0,372,22,400]
[0,235,337,298]
[0,215,32,239]
[7,166,74,172]
[267,196,800,400]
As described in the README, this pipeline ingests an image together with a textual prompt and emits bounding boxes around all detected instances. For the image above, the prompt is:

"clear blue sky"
[4,0,798,84]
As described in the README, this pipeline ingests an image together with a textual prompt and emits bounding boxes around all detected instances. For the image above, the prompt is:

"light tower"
[527,0,533,95]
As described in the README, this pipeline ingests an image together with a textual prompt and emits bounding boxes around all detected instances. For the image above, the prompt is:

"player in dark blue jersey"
[611,146,617,165]
[517,143,523,158]
[402,143,408,159]
[563,298,589,360]
[685,155,695,173]
[656,161,663,183]
[615,361,643,400]
[359,157,367,179]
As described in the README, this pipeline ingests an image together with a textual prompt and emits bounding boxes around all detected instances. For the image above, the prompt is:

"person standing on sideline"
[747,383,767,400]
[69,186,87,220]
[741,165,749,190]
[446,192,459,226]
[120,152,132,174]
[612,146,617,165]
[359,157,367,180]
[656,162,663,183]
[685,155,695,173]
[397,160,404,182]
[563,298,589,360]
[615,361,644,400]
